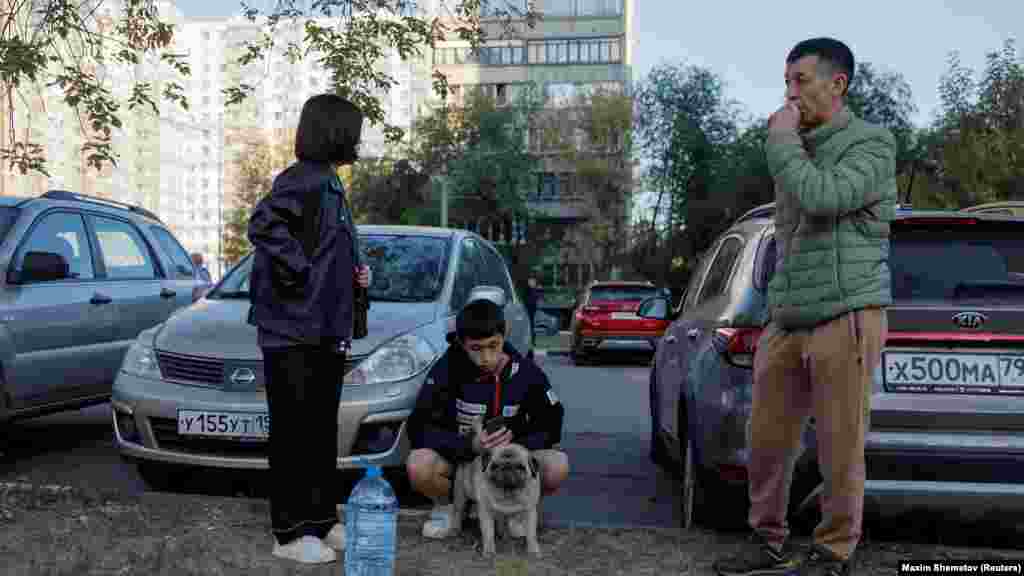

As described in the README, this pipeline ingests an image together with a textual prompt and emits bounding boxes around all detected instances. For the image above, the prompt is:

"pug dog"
[452,416,542,558]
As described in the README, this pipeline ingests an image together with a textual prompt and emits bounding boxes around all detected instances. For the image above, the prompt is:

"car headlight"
[344,333,437,386]
[121,342,162,379]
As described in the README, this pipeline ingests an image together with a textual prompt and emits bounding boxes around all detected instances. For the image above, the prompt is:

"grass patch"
[1,483,1022,575]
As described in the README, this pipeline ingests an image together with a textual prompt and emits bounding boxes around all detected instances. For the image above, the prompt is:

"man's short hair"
[294,94,363,164]
[456,299,506,342]
[787,37,855,95]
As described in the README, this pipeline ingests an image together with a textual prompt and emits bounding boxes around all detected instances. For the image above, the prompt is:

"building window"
[434,45,526,67]
[528,37,623,65]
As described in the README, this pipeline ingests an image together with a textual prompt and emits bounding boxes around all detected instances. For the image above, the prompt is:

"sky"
[172,0,1023,128]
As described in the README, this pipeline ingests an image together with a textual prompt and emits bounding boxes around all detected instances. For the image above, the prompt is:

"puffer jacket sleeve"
[765,125,897,217]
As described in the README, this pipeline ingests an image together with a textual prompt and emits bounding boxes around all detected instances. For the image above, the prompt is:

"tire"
[649,367,669,466]
[787,456,824,535]
[569,337,587,365]
[678,400,748,531]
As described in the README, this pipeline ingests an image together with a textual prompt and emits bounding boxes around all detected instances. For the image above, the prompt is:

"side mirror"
[10,251,70,284]
[467,285,507,308]
[637,296,670,321]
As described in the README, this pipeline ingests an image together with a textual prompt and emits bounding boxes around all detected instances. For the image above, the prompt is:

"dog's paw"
[480,544,496,558]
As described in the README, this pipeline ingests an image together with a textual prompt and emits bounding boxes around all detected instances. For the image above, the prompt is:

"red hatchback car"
[570,281,671,364]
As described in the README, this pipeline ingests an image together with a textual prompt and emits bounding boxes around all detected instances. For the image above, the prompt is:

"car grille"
[149,417,269,458]
[156,352,224,386]
[154,351,367,389]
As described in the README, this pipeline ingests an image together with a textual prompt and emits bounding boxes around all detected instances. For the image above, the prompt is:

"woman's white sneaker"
[323,523,345,551]
[272,535,337,564]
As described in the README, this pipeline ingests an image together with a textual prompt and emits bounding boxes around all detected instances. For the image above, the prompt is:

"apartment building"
[431,0,635,289]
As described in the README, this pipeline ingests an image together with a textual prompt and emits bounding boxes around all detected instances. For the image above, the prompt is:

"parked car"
[111,226,532,488]
[639,202,1024,529]
[569,280,670,364]
[0,190,204,429]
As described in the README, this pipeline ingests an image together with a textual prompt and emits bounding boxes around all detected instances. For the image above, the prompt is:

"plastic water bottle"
[345,465,398,575]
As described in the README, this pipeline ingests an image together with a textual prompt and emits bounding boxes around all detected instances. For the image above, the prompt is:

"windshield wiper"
[211,291,250,299]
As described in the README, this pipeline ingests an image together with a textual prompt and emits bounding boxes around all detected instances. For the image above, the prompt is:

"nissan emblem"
[230,367,257,386]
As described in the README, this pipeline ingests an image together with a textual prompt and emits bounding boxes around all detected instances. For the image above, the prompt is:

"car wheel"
[135,461,186,492]
[649,367,669,466]
[677,401,748,531]
[788,455,824,535]
[677,400,705,530]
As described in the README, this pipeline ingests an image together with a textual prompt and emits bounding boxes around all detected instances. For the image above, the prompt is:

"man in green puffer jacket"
[715,38,896,576]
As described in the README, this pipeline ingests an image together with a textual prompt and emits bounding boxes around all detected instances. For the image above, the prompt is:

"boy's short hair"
[456,299,506,342]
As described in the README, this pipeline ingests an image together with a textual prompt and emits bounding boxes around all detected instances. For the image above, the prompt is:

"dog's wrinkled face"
[482,444,538,493]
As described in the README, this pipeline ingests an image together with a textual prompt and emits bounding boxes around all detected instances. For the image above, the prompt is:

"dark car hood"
[153,298,439,360]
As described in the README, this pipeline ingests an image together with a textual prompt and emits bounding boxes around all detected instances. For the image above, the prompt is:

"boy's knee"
[406,448,450,495]
[538,450,569,494]
[406,449,437,481]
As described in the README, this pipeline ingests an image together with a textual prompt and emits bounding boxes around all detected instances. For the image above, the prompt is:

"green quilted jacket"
[764,106,898,330]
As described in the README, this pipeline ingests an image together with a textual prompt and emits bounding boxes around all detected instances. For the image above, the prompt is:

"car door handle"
[90,293,112,305]
[687,328,700,340]
[160,288,177,299]
[664,334,677,344]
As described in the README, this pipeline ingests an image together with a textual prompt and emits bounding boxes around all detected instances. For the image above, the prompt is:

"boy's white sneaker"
[272,535,337,564]
[421,503,454,539]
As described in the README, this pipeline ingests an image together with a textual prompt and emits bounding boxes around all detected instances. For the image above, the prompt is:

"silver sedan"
[111,225,532,487]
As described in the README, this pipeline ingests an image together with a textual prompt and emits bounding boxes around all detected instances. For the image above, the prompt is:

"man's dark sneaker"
[797,545,851,576]
[713,532,801,576]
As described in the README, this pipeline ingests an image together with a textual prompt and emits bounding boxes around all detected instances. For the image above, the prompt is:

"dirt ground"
[1,483,1022,576]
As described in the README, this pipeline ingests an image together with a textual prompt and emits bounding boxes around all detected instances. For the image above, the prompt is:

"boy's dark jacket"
[407,342,564,464]
[246,161,362,346]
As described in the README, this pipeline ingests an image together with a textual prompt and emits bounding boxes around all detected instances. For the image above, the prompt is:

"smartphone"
[483,416,506,435]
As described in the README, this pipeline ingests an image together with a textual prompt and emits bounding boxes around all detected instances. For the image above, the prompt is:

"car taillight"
[716,327,762,368]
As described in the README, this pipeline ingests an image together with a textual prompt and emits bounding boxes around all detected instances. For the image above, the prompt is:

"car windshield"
[362,234,450,302]
[589,286,659,302]
[891,224,1024,303]
[0,206,19,244]
[206,234,451,303]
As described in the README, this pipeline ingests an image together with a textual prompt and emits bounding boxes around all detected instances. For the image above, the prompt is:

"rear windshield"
[891,223,1024,303]
[589,286,659,302]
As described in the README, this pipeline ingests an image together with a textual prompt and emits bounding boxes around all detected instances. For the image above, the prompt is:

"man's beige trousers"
[747,307,887,559]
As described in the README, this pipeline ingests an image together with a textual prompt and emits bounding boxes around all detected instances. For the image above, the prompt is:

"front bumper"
[111,368,425,470]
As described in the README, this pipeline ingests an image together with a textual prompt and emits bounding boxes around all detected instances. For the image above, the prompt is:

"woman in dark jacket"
[247,94,369,564]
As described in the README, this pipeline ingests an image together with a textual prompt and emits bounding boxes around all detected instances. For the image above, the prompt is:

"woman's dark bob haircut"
[294,94,363,165]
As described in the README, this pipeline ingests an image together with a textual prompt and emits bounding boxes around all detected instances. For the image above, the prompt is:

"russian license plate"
[177,409,270,439]
[611,312,637,320]
[883,352,1024,394]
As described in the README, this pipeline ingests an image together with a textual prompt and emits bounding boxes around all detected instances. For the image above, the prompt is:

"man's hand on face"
[769,102,802,134]
[473,426,513,454]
